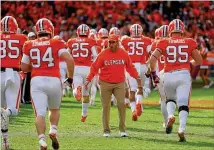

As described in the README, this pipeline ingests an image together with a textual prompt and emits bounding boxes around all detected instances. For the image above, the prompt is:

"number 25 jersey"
[156,37,197,73]
[22,37,67,78]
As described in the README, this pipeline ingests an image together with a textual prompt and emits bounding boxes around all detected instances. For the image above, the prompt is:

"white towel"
[5,68,15,86]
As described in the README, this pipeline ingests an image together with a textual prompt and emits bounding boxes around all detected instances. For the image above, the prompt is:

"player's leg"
[157,70,168,128]
[31,77,48,149]
[1,73,9,150]
[127,74,138,121]
[47,77,62,149]
[163,72,177,134]
[90,76,98,106]
[59,62,68,97]
[72,75,83,101]
[99,80,113,136]
[176,71,192,142]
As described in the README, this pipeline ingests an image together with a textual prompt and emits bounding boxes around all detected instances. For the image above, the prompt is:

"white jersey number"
[127,42,144,56]
[166,45,188,63]
[30,47,54,68]
[0,40,20,58]
[72,43,89,57]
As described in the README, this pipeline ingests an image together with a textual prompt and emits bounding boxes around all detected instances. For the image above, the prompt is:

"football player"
[150,19,202,142]
[121,24,152,121]
[1,16,27,149]
[67,24,97,122]
[21,18,74,149]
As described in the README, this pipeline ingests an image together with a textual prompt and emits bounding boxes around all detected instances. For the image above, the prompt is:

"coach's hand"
[64,78,73,88]
[84,80,90,90]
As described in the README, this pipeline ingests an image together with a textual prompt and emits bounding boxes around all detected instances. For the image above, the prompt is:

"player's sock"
[90,84,97,105]
[160,99,168,125]
[124,98,129,104]
[130,101,136,112]
[38,134,46,141]
[166,101,176,117]
[82,103,89,116]
[178,110,188,133]
[49,125,57,134]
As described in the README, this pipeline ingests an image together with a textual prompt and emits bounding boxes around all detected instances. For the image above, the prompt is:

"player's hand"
[151,72,159,85]
[64,78,73,88]
[84,80,90,90]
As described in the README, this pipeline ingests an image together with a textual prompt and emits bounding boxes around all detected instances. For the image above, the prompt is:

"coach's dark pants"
[99,80,126,133]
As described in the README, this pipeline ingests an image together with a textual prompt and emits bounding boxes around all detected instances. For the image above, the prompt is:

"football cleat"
[136,103,142,116]
[178,132,186,142]
[132,110,138,121]
[81,115,87,122]
[166,116,175,134]
[49,133,59,150]
[120,132,128,137]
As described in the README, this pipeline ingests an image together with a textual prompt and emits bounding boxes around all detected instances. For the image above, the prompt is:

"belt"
[1,67,20,72]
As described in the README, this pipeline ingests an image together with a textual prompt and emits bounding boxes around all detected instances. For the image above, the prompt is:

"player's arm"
[60,49,74,79]
[191,49,203,66]
[91,45,98,62]
[149,48,162,72]
[21,42,32,72]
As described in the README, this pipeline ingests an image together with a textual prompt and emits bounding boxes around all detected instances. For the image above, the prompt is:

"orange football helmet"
[168,19,185,35]
[76,24,90,37]
[35,18,54,36]
[1,16,18,33]
[98,28,108,39]
[159,25,168,38]
[130,24,143,37]
[109,27,120,36]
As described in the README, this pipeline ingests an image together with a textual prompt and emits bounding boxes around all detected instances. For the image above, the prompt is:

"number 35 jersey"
[121,36,152,64]
[22,37,67,78]
[1,33,27,69]
[156,37,197,73]
[67,37,97,66]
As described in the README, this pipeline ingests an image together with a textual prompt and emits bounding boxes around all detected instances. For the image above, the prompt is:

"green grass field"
[7,81,214,150]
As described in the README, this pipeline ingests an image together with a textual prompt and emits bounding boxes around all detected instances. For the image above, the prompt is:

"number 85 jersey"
[156,37,197,73]
[1,33,27,68]
[22,37,67,78]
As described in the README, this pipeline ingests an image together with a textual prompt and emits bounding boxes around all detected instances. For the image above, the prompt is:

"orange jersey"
[23,37,67,78]
[200,47,209,66]
[156,37,197,73]
[67,37,96,66]
[121,36,152,64]
[151,40,165,71]
[1,33,27,69]
[96,38,108,53]
[87,48,138,83]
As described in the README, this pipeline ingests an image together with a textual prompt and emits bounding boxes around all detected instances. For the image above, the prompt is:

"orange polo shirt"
[87,47,138,83]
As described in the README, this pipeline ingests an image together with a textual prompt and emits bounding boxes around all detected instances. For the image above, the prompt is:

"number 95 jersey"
[22,37,67,78]
[156,37,197,73]
[67,37,96,66]
[1,33,27,68]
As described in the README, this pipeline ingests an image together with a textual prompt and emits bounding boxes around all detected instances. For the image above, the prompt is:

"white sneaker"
[120,132,128,137]
[103,133,110,137]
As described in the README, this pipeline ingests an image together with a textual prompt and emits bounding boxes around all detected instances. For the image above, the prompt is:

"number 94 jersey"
[67,37,97,66]
[121,36,152,64]
[22,37,67,78]
[1,33,27,68]
[156,37,197,73]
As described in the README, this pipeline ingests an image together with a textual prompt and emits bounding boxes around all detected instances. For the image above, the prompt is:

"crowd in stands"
[1,1,213,48]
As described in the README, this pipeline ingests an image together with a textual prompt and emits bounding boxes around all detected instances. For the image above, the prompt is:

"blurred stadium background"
[2,1,214,77]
